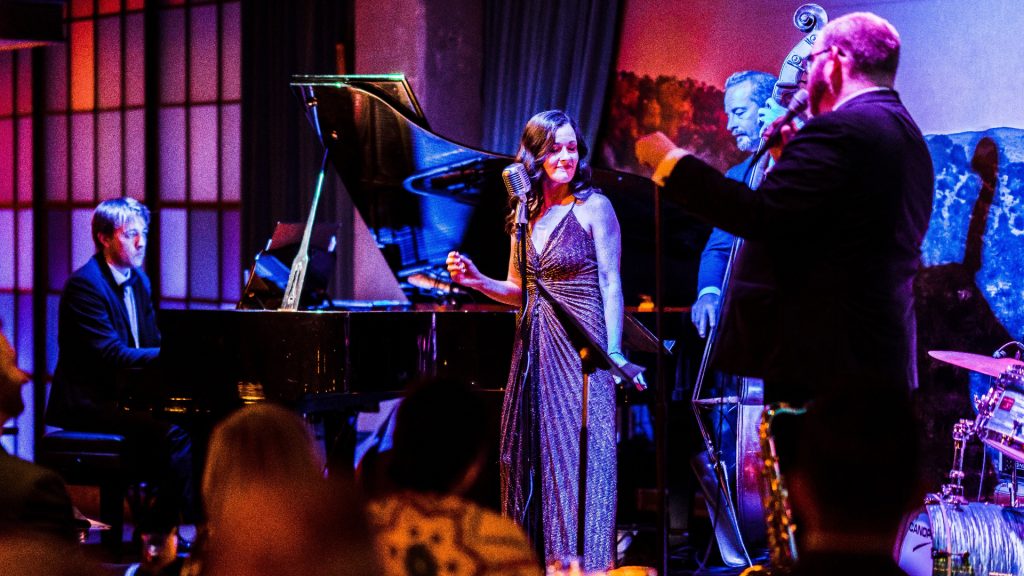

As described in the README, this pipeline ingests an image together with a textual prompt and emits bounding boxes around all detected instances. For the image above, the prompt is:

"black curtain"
[482,0,622,155]
[241,0,354,297]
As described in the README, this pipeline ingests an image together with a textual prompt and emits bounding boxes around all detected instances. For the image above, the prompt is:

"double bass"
[689,3,827,570]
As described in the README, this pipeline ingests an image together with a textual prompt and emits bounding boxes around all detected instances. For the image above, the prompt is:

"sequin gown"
[500,200,617,571]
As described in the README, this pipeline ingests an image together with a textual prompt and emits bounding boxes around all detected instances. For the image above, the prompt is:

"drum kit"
[897,349,1024,576]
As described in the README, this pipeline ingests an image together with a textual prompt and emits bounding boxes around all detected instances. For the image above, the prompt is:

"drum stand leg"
[931,419,973,505]
[1011,462,1019,507]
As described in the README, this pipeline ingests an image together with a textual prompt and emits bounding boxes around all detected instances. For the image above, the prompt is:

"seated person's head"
[201,404,380,575]
[387,378,488,495]
[202,403,324,522]
[788,390,922,545]
[205,477,378,576]
[91,197,150,252]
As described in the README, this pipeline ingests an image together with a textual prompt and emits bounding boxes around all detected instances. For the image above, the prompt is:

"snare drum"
[976,367,1024,464]
[896,502,1024,576]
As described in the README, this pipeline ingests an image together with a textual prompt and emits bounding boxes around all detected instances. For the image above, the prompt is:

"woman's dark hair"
[503,110,594,235]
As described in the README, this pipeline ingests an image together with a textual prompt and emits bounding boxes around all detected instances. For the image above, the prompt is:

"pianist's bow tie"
[119,274,138,292]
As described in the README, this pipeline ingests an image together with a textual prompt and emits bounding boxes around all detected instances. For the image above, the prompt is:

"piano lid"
[291,75,512,303]
[290,74,705,307]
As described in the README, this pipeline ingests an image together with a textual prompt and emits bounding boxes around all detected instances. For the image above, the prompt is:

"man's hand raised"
[635,131,678,170]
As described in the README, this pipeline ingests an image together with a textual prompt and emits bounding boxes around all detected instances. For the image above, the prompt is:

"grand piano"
[155,75,706,442]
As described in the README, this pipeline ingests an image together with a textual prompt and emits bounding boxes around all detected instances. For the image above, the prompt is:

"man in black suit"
[46,198,193,529]
[638,12,934,405]
[0,324,81,543]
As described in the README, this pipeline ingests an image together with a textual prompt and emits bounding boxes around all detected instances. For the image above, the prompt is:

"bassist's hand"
[690,293,720,339]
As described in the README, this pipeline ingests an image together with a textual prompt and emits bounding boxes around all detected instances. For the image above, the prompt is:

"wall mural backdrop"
[600,0,1024,491]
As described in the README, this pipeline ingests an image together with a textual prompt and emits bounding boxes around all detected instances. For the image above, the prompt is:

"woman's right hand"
[446,251,482,288]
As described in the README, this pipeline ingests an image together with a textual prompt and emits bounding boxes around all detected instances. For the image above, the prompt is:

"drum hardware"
[994,453,1024,506]
[1012,459,1019,511]
[906,355,1024,575]
[897,501,1024,576]
[992,480,1024,507]
[991,433,1021,509]
[992,340,1024,360]
[930,418,974,506]
[927,353,1024,505]
[997,450,1024,474]
[973,367,1024,465]
[927,350,1023,378]
[928,366,1024,506]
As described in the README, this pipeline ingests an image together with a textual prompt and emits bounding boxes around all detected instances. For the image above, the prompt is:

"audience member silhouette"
[0,323,85,544]
[183,403,378,576]
[368,378,541,576]
[0,533,105,576]
[785,390,922,576]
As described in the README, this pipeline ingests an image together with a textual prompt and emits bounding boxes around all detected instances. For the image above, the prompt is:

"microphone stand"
[514,194,535,547]
[655,180,668,576]
[517,195,528,311]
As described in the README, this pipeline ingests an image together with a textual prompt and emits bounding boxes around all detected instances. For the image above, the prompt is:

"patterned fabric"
[501,202,617,570]
[369,492,540,576]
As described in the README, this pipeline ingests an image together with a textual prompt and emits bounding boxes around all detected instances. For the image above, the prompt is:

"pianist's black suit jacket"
[47,253,160,425]
[662,90,934,404]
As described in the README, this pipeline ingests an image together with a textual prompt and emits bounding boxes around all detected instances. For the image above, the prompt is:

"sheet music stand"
[623,313,674,356]
[239,222,340,310]
[535,281,647,558]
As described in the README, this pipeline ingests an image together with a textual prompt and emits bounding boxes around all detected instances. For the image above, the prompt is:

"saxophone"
[739,404,806,576]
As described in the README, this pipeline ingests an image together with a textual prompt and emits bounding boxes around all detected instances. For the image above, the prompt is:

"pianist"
[46,198,194,534]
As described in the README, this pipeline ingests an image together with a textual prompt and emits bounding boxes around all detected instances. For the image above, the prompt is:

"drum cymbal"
[928,350,1024,377]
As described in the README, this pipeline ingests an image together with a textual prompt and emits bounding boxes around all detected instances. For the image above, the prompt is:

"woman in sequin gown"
[447,110,643,571]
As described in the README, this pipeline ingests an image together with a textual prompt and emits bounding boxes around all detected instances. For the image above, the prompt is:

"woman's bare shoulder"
[576,189,616,217]
[575,188,610,208]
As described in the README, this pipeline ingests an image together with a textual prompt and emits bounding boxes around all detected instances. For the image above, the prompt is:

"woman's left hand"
[610,352,647,391]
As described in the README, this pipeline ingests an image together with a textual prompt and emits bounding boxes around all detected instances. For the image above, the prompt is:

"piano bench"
[37,431,129,555]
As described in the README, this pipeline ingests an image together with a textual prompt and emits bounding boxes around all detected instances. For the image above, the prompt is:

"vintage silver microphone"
[502,162,531,310]
[502,162,531,210]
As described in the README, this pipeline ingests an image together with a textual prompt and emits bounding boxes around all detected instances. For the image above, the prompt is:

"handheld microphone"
[761,89,810,149]
[502,163,531,200]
